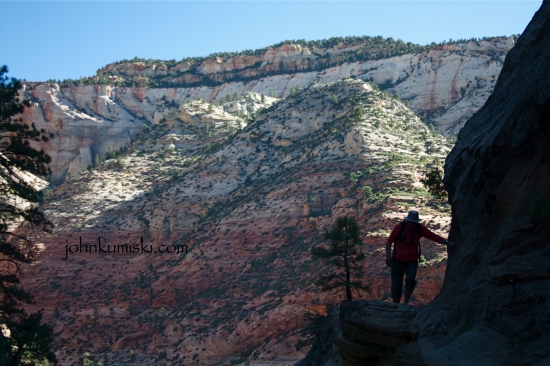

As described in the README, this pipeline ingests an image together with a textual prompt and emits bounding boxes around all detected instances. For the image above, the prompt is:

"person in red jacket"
[385,210,454,304]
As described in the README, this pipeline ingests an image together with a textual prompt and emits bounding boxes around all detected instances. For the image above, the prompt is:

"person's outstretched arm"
[420,225,446,244]
[420,225,456,250]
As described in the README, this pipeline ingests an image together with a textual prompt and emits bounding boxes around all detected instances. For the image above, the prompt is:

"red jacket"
[386,222,446,261]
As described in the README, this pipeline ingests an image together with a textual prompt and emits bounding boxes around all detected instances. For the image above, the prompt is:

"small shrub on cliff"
[311,216,370,300]
[420,166,447,202]
[116,157,124,167]
[428,123,437,135]
[349,102,364,122]
[349,171,361,184]
[361,185,373,198]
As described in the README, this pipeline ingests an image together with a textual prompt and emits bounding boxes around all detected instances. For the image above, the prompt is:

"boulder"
[337,300,425,366]
[299,300,426,366]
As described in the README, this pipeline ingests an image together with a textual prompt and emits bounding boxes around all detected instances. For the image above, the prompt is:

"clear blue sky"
[0,1,543,82]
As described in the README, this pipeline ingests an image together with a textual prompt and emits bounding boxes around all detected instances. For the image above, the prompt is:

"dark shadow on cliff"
[417,1,550,365]
[297,300,426,366]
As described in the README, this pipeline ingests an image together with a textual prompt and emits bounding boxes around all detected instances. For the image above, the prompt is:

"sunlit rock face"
[23,80,454,365]
[22,38,512,185]
[96,37,513,134]
[419,2,550,365]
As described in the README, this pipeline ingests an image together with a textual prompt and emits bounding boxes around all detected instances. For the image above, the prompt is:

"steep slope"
[25,80,454,365]
[418,2,550,365]
[22,37,513,185]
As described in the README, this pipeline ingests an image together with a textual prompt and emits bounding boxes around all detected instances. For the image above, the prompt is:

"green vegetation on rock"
[55,35,515,88]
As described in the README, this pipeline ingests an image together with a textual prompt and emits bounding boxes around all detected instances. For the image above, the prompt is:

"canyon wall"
[24,80,454,365]
[16,29,538,365]
[97,37,513,135]
[23,38,513,185]
[418,1,550,365]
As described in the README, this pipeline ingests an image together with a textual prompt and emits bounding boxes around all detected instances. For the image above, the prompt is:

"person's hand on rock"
[446,240,456,253]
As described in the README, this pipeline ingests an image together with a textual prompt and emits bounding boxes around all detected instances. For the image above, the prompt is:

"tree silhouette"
[0,65,57,365]
[311,216,370,300]
[420,165,447,202]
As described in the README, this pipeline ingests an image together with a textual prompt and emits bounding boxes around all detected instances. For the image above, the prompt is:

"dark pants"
[391,258,418,302]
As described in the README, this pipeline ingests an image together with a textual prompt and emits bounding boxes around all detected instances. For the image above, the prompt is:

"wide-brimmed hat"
[405,210,421,223]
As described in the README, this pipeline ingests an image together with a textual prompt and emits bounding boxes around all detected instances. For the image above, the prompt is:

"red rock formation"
[20,80,453,365]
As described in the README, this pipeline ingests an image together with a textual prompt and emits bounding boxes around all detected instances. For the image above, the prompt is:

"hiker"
[385,210,454,304]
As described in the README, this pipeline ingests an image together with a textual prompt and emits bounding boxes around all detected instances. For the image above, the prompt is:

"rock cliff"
[22,37,513,184]
[22,80,453,365]
[299,300,425,366]
[418,1,550,365]
[94,36,514,135]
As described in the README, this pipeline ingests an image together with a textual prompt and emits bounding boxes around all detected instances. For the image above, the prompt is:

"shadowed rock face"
[419,1,550,364]
[336,301,425,366]
[299,300,425,366]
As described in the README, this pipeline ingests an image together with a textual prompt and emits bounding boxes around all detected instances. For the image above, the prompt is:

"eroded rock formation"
[418,1,550,365]
[299,300,425,366]
[94,37,514,134]
[23,38,513,184]
[23,80,453,365]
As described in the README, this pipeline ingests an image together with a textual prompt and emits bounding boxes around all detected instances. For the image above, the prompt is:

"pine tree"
[105,145,114,160]
[311,216,370,300]
[0,65,57,365]
[428,123,437,135]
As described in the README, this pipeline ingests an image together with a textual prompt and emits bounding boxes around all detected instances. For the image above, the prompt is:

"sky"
[0,1,543,82]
